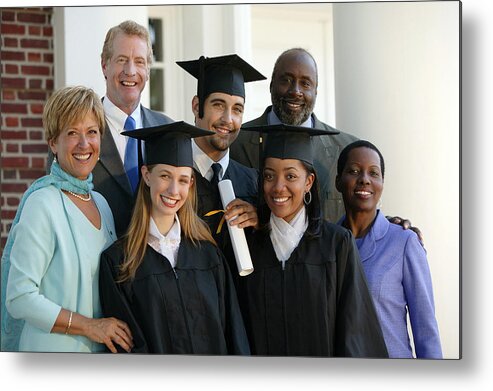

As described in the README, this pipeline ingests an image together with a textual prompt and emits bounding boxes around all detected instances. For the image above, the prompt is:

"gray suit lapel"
[313,114,335,150]
[245,106,271,167]
[98,106,170,197]
[141,106,172,127]
[99,123,133,196]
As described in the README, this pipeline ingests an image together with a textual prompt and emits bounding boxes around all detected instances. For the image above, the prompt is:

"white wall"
[249,3,335,125]
[332,2,460,358]
[179,4,253,123]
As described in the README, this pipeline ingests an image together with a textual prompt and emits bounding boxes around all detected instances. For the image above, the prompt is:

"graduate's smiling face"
[142,164,194,220]
[192,92,244,160]
[263,157,314,223]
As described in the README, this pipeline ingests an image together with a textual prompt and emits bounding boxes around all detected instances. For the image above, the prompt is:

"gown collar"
[269,207,308,269]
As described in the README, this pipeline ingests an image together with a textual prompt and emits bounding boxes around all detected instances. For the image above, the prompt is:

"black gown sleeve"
[216,249,251,355]
[99,248,149,353]
[334,231,389,358]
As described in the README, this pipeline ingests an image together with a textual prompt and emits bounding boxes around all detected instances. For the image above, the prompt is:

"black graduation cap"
[121,121,214,168]
[240,124,339,166]
[176,54,266,118]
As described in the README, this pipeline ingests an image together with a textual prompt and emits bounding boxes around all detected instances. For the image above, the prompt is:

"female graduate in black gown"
[98,122,250,354]
[238,124,388,357]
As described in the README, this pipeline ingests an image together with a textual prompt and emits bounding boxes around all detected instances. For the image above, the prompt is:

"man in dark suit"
[177,55,265,276]
[230,48,357,223]
[95,20,173,237]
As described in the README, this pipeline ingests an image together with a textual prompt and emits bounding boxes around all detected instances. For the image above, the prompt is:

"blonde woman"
[2,86,133,352]
[99,121,250,354]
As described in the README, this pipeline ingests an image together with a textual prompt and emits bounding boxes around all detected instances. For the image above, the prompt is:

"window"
[149,17,165,112]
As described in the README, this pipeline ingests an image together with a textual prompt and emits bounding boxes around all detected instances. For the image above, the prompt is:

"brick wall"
[1,7,54,250]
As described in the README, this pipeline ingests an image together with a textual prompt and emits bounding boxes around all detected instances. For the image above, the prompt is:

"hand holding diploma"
[224,199,259,230]
[218,180,254,276]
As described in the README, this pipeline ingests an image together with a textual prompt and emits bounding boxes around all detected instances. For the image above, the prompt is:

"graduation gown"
[239,221,388,357]
[99,238,250,355]
[195,159,258,278]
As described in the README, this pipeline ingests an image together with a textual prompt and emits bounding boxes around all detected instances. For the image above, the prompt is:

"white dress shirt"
[191,139,230,182]
[148,215,181,268]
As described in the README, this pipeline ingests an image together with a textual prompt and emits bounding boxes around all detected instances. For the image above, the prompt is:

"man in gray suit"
[231,48,421,239]
[48,21,172,237]
[96,20,173,237]
[230,48,357,223]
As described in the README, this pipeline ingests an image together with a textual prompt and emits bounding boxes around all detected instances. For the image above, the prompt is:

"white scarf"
[269,207,308,269]
[148,215,181,268]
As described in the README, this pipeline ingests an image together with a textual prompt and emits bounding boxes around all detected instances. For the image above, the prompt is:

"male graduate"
[177,54,266,275]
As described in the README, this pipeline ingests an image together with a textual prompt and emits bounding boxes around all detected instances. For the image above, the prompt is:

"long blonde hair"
[118,165,215,282]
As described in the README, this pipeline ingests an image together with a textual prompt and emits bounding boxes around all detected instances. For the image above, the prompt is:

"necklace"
[66,190,92,202]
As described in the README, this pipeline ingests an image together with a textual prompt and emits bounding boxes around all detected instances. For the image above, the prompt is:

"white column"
[332,1,460,359]
[179,4,252,123]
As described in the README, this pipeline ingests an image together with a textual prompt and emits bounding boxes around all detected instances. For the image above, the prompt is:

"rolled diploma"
[218,179,254,276]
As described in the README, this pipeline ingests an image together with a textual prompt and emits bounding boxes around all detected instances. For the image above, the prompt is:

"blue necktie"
[123,116,138,193]
[210,163,222,187]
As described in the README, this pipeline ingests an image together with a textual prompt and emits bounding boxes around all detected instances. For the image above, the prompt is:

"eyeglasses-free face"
[263,157,314,223]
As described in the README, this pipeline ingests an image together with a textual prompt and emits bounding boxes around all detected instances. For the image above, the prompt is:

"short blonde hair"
[101,20,153,68]
[43,86,105,142]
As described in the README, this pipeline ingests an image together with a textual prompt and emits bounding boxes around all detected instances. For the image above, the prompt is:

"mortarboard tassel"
[198,55,205,118]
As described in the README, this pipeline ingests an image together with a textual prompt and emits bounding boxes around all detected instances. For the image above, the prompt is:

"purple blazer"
[338,211,442,358]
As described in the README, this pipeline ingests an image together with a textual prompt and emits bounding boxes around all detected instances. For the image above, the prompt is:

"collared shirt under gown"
[238,220,388,357]
[99,238,250,355]
[194,159,258,281]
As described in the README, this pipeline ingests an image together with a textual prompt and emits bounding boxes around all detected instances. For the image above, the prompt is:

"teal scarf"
[1,161,93,351]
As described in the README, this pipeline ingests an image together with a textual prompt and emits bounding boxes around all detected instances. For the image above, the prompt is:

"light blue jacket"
[6,186,116,352]
[338,210,442,358]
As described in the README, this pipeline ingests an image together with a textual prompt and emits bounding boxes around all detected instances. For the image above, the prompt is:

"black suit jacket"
[47,105,173,238]
[230,106,358,223]
[195,159,258,283]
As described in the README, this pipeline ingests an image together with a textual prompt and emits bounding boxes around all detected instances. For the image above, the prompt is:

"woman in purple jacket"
[335,140,442,359]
